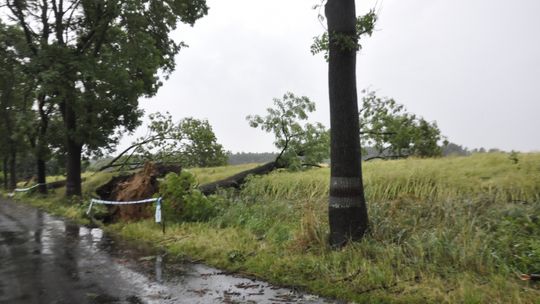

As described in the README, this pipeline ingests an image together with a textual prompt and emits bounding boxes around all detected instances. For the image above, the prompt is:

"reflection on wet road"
[0,199,334,304]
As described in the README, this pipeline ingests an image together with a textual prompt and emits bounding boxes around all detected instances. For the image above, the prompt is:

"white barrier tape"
[14,183,46,193]
[90,198,159,205]
[87,197,163,223]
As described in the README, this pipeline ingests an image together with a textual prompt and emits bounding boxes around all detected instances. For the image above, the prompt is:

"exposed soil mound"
[95,162,181,222]
[117,163,158,198]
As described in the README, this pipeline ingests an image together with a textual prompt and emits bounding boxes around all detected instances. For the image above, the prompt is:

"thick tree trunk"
[326,0,369,247]
[36,157,47,194]
[65,139,82,197]
[64,100,82,197]
[9,147,17,190]
[36,94,49,194]
[2,157,8,190]
[199,161,279,195]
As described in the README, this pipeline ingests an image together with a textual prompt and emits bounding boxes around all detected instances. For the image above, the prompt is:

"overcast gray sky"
[120,0,540,153]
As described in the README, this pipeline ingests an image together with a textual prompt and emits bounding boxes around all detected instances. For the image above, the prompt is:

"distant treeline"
[225,143,502,166]
[441,143,506,157]
[227,152,279,165]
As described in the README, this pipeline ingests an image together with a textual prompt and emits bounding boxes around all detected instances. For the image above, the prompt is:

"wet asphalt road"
[0,198,335,304]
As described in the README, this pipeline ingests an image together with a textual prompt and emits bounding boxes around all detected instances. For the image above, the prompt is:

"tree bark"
[199,161,279,195]
[2,157,8,190]
[9,146,17,190]
[64,99,82,197]
[36,94,49,194]
[65,139,82,197]
[36,157,47,194]
[326,0,369,247]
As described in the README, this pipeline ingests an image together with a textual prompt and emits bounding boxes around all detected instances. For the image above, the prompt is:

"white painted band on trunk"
[330,177,362,191]
[329,195,363,208]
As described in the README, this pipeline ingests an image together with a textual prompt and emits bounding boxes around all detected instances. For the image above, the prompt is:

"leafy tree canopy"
[0,23,29,130]
[4,0,209,195]
[360,90,445,159]
[5,0,207,150]
[0,22,34,165]
[247,92,329,169]
[99,112,227,171]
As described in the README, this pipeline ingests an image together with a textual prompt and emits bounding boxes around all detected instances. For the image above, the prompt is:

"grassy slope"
[5,153,540,303]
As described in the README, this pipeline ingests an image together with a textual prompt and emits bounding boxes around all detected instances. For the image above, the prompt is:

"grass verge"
[3,153,540,303]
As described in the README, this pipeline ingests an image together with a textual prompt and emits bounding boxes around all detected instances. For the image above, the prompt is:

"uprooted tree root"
[96,162,181,222]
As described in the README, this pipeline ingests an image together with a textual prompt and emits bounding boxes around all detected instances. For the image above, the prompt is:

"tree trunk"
[326,0,369,247]
[65,139,82,197]
[64,100,82,197]
[2,157,8,190]
[199,161,279,195]
[9,147,17,190]
[36,94,49,194]
[37,157,47,194]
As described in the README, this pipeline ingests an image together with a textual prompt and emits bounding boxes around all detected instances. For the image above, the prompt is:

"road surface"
[0,198,334,304]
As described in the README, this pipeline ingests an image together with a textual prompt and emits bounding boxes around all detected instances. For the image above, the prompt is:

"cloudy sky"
[120,0,540,153]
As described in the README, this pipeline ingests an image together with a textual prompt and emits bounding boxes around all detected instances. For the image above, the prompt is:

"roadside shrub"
[160,171,226,222]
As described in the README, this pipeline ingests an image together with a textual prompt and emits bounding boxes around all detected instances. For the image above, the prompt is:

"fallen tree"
[199,161,281,195]
[199,93,329,195]
[96,94,330,198]
[97,113,227,172]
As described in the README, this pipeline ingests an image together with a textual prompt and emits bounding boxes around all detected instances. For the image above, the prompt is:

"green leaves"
[311,10,377,60]
[0,22,35,160]
[360,90,444,158]
[160,171,225,222]
[134,112,227,168]
[247,92,329,169]
[4,0,208,161]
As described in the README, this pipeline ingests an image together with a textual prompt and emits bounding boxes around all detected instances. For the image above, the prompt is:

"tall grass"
[177,152,540,303]
[241,153,540,204]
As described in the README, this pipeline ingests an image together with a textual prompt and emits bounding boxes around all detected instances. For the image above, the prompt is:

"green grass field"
[6,152,540,303]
